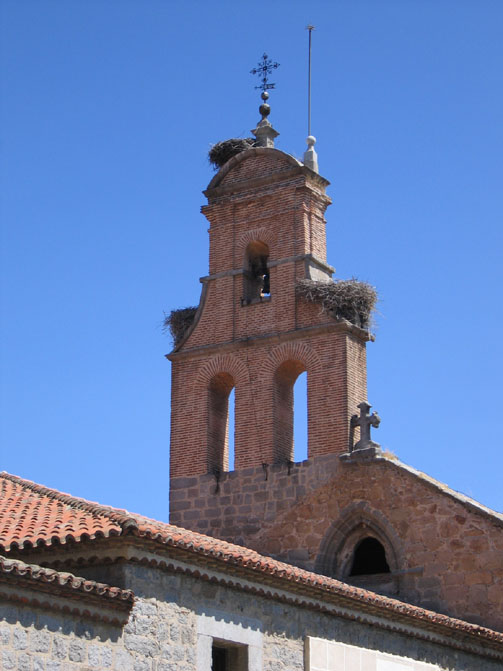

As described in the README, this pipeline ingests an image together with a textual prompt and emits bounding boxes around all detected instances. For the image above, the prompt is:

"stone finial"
[303,135,318,173]
[350,401,381,451]
[251,91,279,148]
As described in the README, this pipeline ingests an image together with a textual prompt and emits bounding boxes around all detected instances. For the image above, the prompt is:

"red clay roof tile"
[0,555,134,605]
[0,472,125,550]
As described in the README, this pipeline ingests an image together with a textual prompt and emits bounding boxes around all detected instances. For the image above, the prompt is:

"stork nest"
[163,306,198,346]
[296,279,378,329]
[209,138,256,169]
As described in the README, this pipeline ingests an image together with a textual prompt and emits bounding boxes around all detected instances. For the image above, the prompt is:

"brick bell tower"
[168,94,372,547]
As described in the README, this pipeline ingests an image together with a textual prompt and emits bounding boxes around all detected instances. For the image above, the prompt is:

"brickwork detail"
[169,148,369,481]
[236,227,275,258]
[195,354,248,387]
[259,341,323,379]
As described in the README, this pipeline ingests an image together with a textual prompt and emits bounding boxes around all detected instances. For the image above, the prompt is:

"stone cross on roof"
[350,401,381,452]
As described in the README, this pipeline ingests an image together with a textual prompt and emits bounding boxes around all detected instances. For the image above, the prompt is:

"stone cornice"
[25,539,503,660]
[0,556,133,624]
[167,319,374,362]
[198,254,335,284]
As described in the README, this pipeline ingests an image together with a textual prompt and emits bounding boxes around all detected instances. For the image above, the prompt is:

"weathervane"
[250,53,280,92]
[250,53,280,148]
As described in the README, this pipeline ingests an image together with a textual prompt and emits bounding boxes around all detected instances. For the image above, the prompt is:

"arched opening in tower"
[293,371,308,462]
[349,537,390,576]
[208,372,235,473]
[273,360,308,463]
[243,241,270,303]
[227,388,235,471]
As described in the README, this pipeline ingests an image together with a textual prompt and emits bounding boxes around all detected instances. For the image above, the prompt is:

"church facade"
[1,105,502,671]
[168,130,503,634]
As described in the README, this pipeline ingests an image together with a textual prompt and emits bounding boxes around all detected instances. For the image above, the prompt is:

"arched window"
[208,372,235,473]
[349,537,390,576]
[273,360,307,462]
[243,241,270,303]
[314,511,402,595]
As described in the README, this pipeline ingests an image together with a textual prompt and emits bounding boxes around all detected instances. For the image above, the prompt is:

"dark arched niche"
[315,505,402,595]
[243,241,270,303]
[349,537,390,576]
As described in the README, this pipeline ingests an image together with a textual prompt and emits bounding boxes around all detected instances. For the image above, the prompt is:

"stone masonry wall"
[171,452,503,633]
[119,562,500,671]
[0,601,127,671]
[254,454,503,633]
[169,453,341,560]
[1,559,500,671]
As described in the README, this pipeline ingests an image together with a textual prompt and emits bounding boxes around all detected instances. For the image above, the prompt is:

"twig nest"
[209,138,256,169]
[163,307,198,346]
[296,278,377,329]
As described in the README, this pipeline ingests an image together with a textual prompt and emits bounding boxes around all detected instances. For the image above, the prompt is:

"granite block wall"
[1,560,500,671]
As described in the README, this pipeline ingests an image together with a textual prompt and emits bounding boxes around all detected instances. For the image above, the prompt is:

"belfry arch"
[207,372,235,473]
[242,240,270,303]
[273,359,307,462]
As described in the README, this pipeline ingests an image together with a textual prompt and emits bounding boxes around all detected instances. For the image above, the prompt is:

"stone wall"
[1,560,500,671]
[255,454,503,633]
[0,602,126,671]
[169,453,340,557]
[171,452,503,633]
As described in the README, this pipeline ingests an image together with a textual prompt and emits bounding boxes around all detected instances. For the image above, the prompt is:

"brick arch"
[237,228,276,259]
[314,502,404,578]
[260,342,323,381]
[195,354,248,389]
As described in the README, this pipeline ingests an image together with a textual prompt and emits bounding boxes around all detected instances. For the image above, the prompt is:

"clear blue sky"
[1,1,502,519]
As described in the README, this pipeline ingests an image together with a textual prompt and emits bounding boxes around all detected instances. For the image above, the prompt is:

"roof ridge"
[0,472,138,532]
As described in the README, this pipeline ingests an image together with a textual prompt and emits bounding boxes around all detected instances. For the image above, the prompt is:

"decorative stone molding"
[315,502,404,580]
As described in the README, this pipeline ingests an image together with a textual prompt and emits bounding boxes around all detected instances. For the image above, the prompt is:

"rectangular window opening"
[211,640,248,671]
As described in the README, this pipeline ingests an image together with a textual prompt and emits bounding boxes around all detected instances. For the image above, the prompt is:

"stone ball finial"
[259,103,271,119]
[303,135,319,173]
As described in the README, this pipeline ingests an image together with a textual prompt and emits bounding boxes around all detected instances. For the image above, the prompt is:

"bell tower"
[168,96,372,546]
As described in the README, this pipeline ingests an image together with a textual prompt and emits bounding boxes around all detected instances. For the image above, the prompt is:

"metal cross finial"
[250,53,280,92]
[350,402,381,452]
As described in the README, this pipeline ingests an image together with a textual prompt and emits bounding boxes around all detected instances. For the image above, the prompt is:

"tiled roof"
[0,555,134,605]
[1,472,502,648]
[0,472,134,550]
